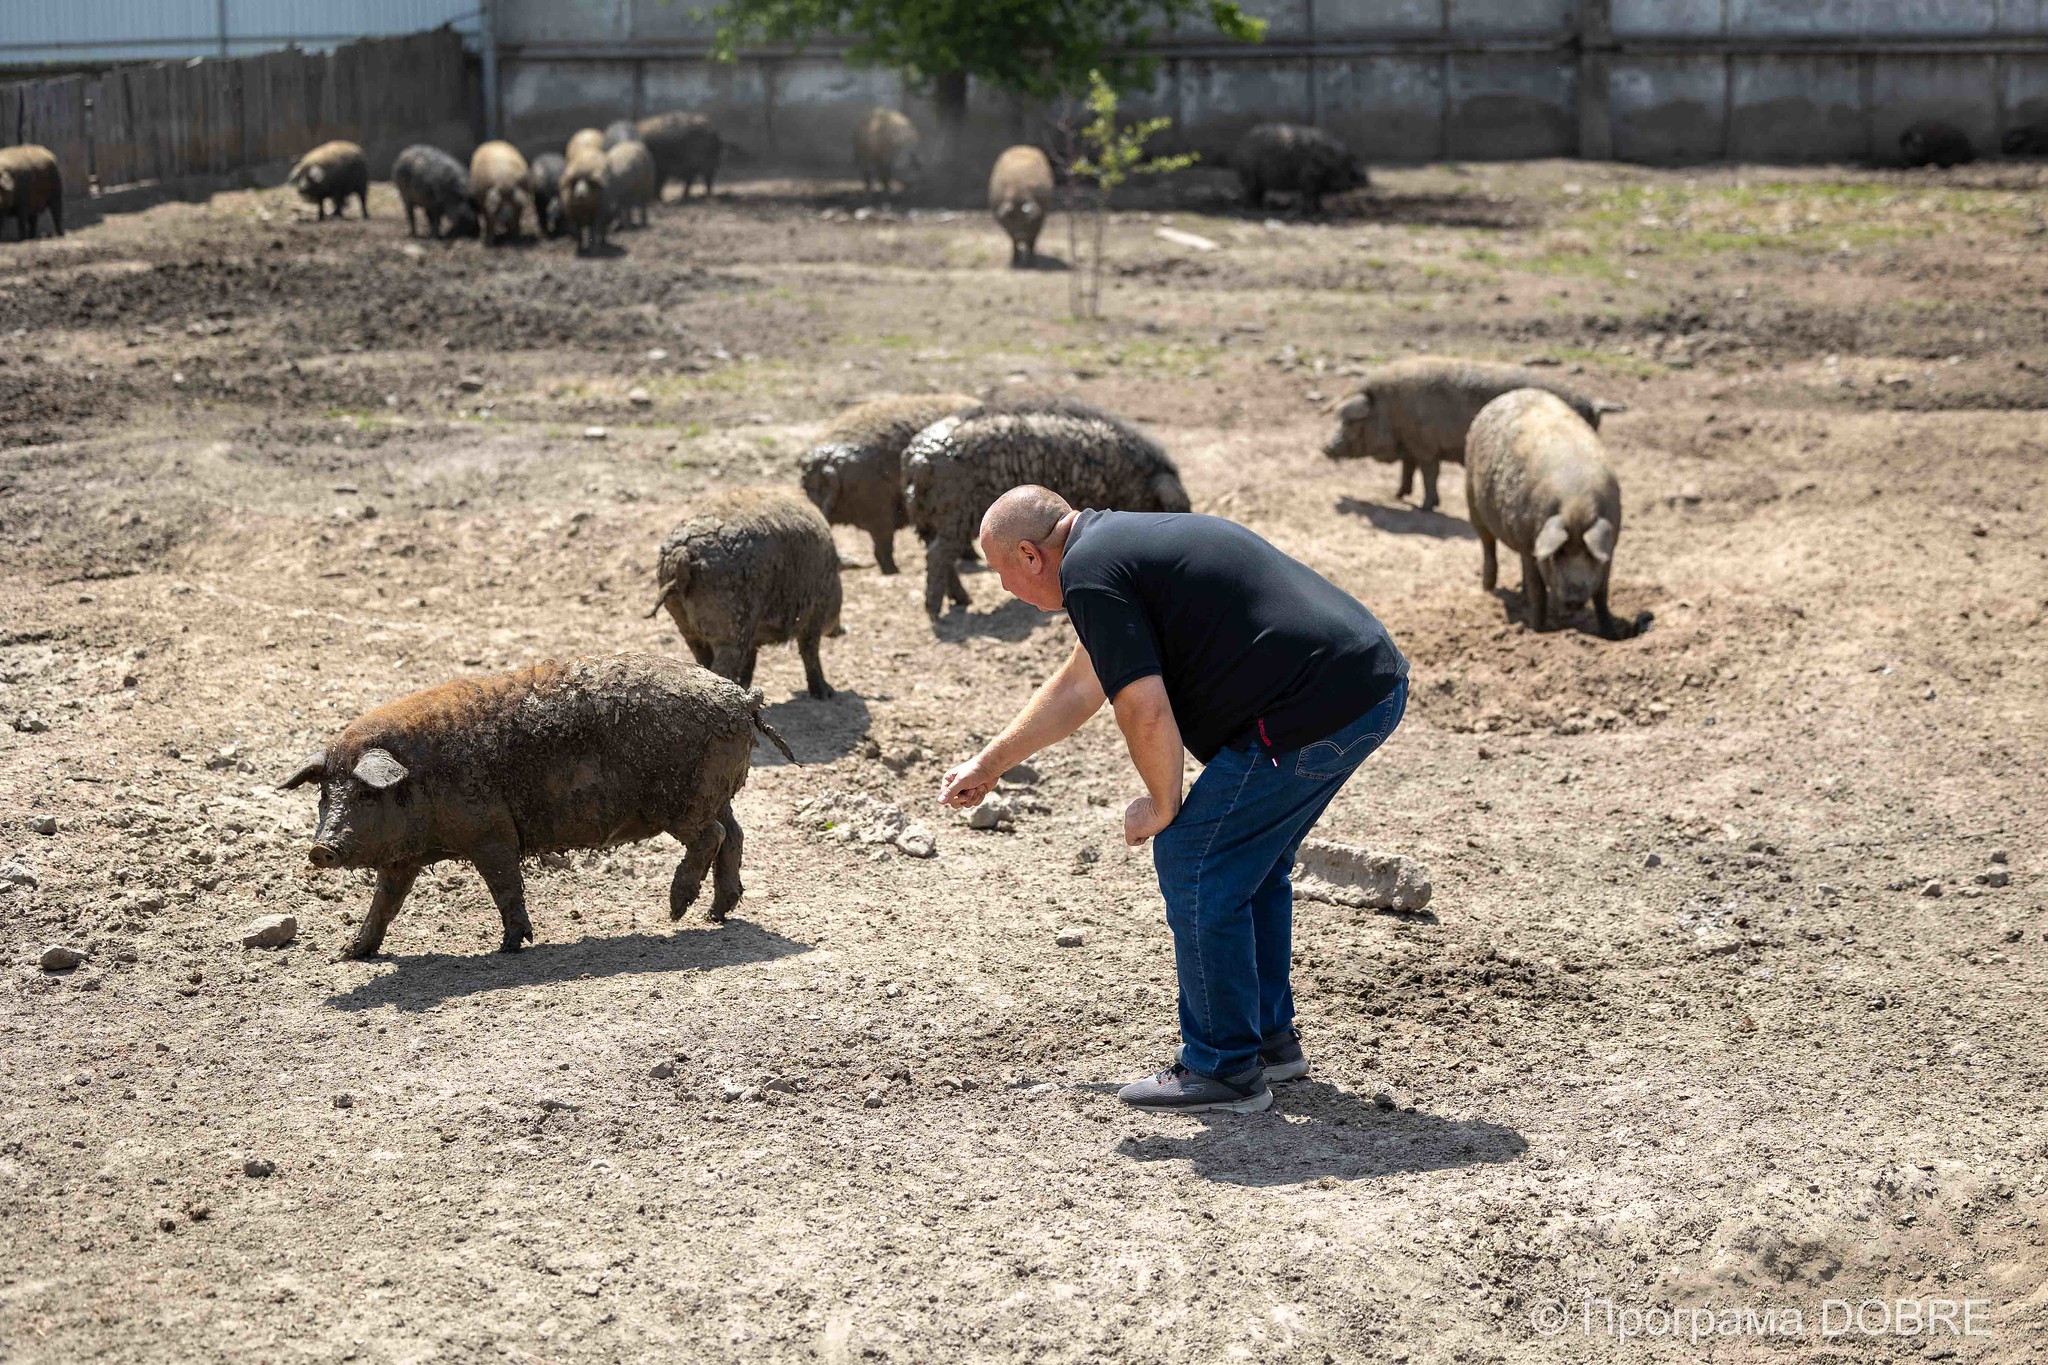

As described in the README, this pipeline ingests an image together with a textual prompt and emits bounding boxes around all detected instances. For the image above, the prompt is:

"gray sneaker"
[1117,1061,1272,1114]
[1174,1028,1309,1084]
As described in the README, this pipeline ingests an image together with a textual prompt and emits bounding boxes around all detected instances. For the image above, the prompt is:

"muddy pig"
[391,144,477,239]
[0,145,63,241]
[288,140,369,220]
[855,109,922,195]
[1900,120,1975,168]
[605,139,657,228]
[1324,355,1614,512]
[989,145,1054,267]
[561,147,610,253]
[800,392,979,573]
[1233,123,1366,214]
[567,128,607,162]
[281,653,795,957]
[469,140,530,245]
[638,111,722,199]
[529,151,567,237]
[904,400,1190,616]
[649,489,843,699]
[1464,389,1623,635]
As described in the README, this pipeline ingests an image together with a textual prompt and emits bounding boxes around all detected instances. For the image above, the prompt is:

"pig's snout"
[1321,432,1348,460]
[308,843,340,869]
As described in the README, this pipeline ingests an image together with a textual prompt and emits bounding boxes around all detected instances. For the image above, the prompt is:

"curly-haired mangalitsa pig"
[1324,355,1616,512]
[529,151,567,237]
[638,111,722,199]
[649,489,844,699]
[989,145,1054,267]
[1899,119,1975,168]
[605,140,657,228]
[903,400,1191,616]
[1233,123,1366,214]
[391,144,477,240]
[561,147,610,253]
[855,108,922,195]
[281,653,795,958]
[0,144,63,241]
[288,140,369,221]
[1464,389,1624,636]
[567,128,607,162]
[468,140,530,246]
[800,392,978,574]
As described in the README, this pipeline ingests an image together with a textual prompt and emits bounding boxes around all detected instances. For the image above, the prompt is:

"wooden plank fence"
[0,26,467,199]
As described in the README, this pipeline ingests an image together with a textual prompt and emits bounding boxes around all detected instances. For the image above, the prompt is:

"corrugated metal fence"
[0,27,468,198]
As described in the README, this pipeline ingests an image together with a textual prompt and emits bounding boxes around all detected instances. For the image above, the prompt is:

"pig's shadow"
[1110,1081,1526,1187]
[756,689,871,765]
[323,919,809,1013]
[1487,587,1651,640]
[1336,496,1476,540]
[930,597,1052,644]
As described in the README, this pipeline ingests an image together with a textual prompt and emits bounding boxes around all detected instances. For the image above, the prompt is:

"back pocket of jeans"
[1295,730,1380,781]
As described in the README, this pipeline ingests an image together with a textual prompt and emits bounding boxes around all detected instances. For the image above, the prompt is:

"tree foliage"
[704,0,1265,103]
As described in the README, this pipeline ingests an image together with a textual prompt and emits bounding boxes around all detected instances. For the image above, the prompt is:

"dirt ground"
[2,158,2045,1364]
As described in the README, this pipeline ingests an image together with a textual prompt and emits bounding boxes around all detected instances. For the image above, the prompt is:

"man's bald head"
[979,485,1075,612]
[980,485,1072,554]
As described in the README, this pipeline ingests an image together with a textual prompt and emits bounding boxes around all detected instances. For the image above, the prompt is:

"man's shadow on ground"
[1107,1081,1526,1187]
[323,918,809,1013]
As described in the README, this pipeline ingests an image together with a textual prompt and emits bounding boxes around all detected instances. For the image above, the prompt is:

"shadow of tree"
[324,918,810,1013]
[1336,496,1478,540]
[1114,1081,1527,1187]
[758,689,871,765]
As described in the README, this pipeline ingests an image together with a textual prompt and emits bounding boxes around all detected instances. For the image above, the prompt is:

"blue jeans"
[1152,677,1409,1079]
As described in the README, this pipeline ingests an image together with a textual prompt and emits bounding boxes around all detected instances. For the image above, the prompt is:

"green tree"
[1063,69,1195,318]
[704,0,1264,156]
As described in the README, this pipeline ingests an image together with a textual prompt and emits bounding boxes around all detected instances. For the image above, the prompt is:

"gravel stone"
[243,1157,275,1178]
[1,860,36,889]
[242,914,297,949]
[30,816,57,835]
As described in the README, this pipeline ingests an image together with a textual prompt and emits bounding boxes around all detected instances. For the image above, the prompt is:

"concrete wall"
[489,0,2048,168]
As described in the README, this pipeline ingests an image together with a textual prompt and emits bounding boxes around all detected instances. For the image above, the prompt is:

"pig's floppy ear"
[814,466,840,519]
[1334,393,1371,423]
[279,755,327,791]
[1583,517,1616,564]
[351,748,410,790]
[1534,515,1570,561]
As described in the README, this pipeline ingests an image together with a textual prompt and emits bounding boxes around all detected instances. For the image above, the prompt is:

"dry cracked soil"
[1,160,2045,1364]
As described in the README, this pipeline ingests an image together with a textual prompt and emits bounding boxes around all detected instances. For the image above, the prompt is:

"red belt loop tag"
[1257,717,1277,767]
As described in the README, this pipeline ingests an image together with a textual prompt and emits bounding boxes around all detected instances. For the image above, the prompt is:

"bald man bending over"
[940,486,1409,1113]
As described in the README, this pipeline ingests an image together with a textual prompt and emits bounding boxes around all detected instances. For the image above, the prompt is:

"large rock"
[39,943,86,972]
[241,914,297,949]
[1292,840,1432,912]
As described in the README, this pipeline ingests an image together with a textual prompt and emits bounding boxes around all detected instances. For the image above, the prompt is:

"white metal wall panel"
[4,0,477,64]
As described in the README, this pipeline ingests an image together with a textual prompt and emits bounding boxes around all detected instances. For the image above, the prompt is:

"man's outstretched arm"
[1111,675,1184,846]
[939,641,1107,808]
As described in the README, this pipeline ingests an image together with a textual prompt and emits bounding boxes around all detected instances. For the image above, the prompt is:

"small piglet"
[1464,388,1624,635]
[282,653,794,959]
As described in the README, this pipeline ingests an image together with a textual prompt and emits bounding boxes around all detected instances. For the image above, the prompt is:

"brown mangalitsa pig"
[0,144,63,241]
[282,653,795,958]
[1464,389,1624,636]
[649,489,843,699]
[287,141,369,221]
[1324,355,1616,512]
[605,139,656,228]
[854,108,922,195]
[988,145,1054,267]
[561,146,610,254]
[469,140,530,246]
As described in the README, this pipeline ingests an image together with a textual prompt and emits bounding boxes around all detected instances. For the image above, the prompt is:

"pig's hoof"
[496,936,526,954]
[808,683,835,701]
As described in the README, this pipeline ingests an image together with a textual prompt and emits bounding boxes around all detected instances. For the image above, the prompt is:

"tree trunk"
[932,69,969,172]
